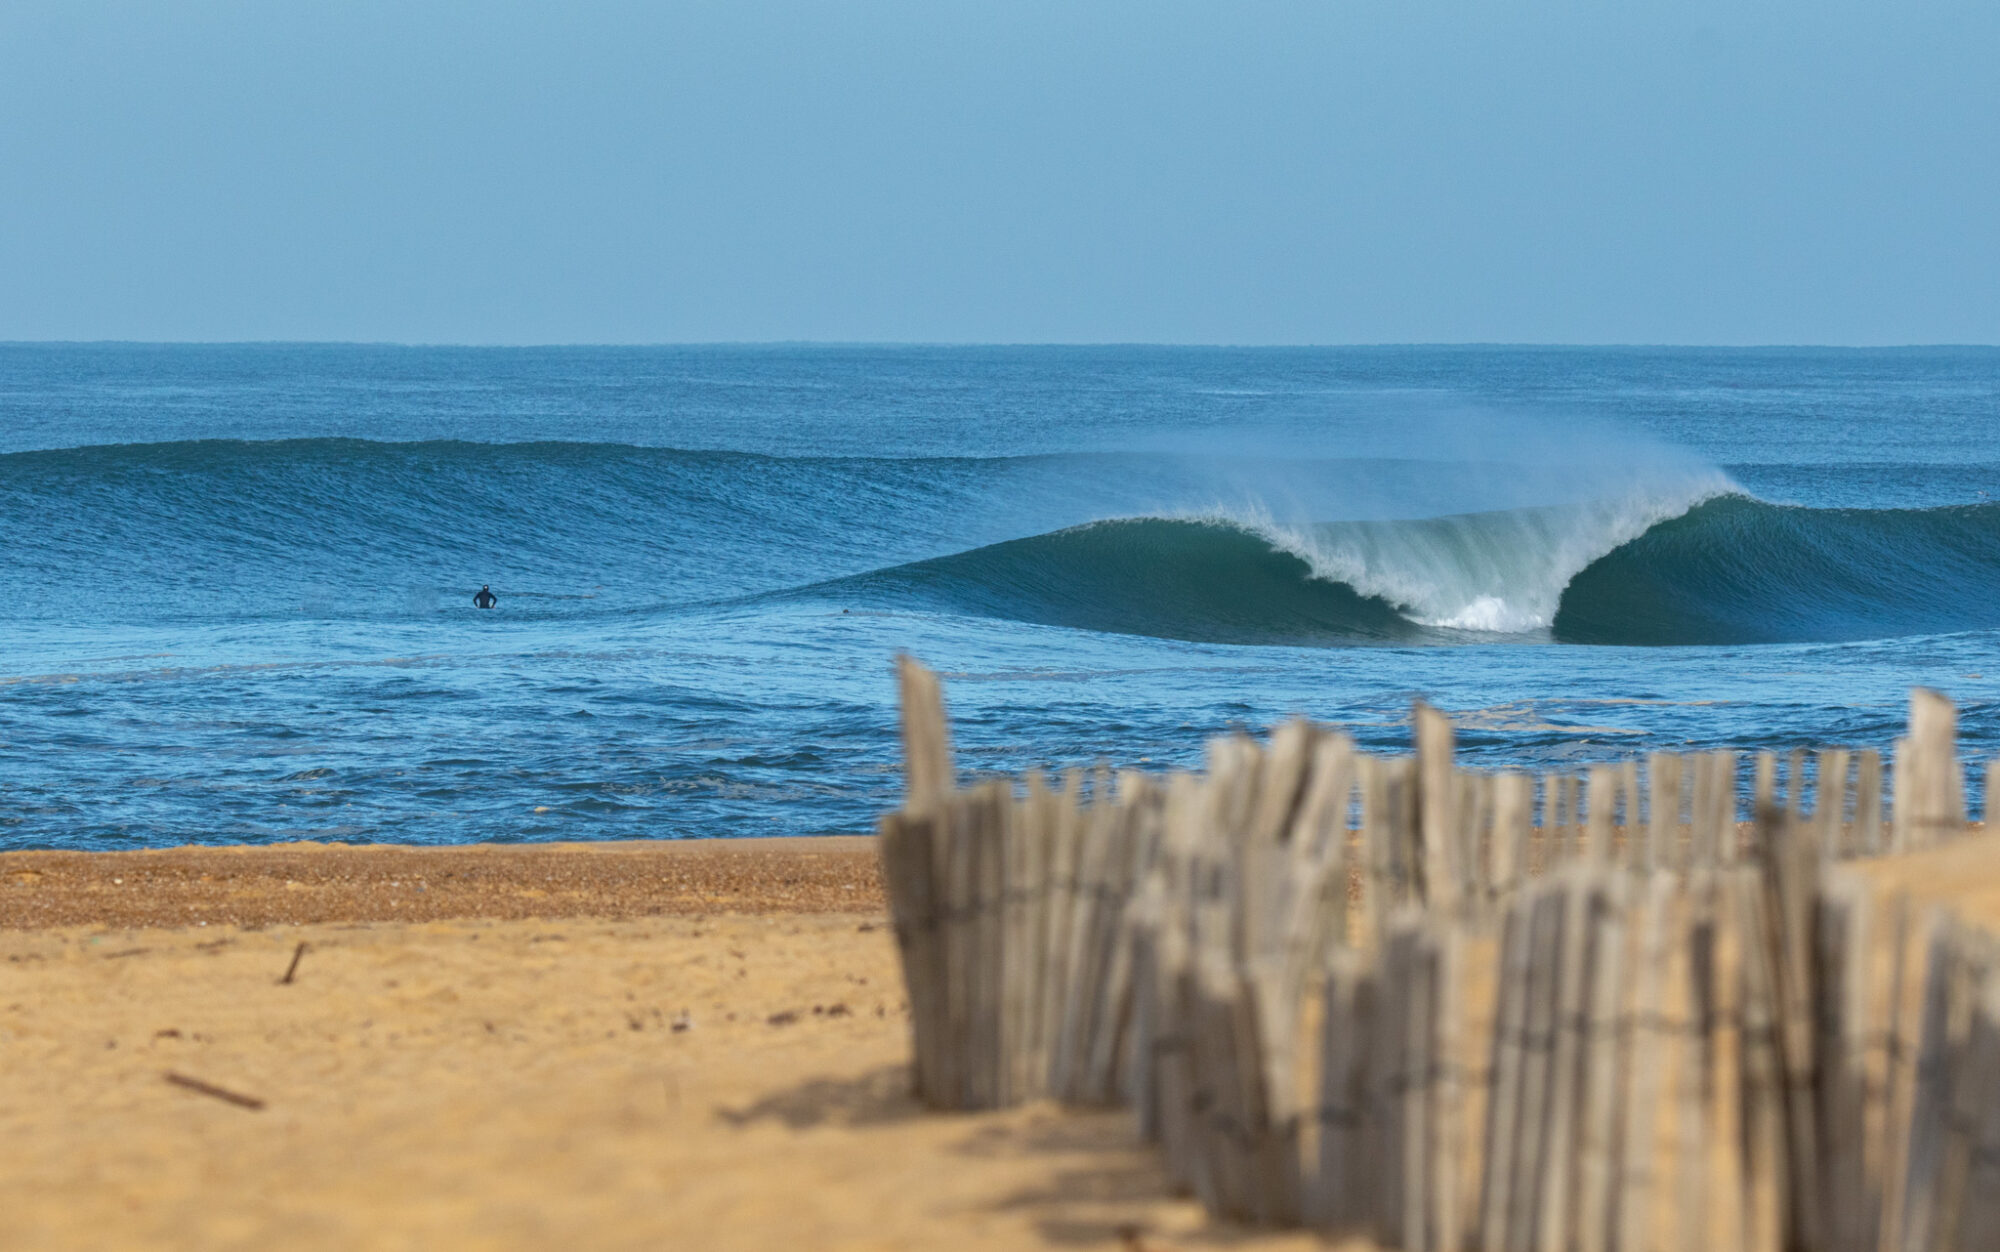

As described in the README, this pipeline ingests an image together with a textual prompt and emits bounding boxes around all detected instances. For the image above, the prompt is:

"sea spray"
[1216,469,1735,633]
[829,490,2000,647]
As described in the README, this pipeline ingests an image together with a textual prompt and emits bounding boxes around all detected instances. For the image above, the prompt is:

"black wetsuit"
[473,587,497,609]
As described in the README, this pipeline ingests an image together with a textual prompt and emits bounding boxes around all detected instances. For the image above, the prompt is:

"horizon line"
[4,339,1999,352]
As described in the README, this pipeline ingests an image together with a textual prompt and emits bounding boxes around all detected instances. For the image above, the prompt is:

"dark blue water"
[3,344,1998,849]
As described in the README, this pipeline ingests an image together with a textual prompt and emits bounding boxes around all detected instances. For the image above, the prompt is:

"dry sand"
[8,831,2000,1252]
[0,839,1328,1252]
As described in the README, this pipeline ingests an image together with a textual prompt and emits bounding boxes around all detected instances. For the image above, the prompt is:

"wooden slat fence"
[876,658,1996,1249]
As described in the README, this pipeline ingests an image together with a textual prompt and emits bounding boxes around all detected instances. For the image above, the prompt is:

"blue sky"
[2,1,1995,344]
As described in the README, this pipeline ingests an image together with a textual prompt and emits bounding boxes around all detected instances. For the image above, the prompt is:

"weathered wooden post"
[1856,749,1884,856]
[1541,771,1565,873]
[1478,885,1532,1252]
[1813,748,1850,858]
[896,653,955,812]
[1676,870,1721,1252]
[1574,872,1630,1252]
[1895,689,1964,851]
[1493,772,1533,909]
[1585,765,1617,865]
[1416,702,1459,912]
[1614,873,1673,1252]
[1647,751,1681,873]
[1892,911,1965,1252]
[1812,869,1872,1252]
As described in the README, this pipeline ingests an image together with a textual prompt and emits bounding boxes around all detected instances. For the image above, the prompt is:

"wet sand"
[0,837,884,930]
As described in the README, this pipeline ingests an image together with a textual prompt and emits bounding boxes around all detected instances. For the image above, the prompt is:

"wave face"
[0,438,987,622]
[7,436,2000,647]
[0,435,1725,630]
[1553,496,2000,645]
[834,496,2000,648]
[836,518,1423,645]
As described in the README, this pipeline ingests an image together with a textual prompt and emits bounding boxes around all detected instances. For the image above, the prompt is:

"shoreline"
[0,836,882,930]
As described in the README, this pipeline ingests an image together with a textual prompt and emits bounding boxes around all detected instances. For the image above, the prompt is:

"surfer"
[473,584,497,609]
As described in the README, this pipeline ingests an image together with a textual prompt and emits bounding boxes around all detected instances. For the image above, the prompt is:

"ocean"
[2,343,1996,850]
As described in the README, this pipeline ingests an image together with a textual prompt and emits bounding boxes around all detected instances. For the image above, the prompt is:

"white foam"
[1206,468,1737,634]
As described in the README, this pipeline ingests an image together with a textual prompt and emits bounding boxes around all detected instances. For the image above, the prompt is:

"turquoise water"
[2,344,1996,848]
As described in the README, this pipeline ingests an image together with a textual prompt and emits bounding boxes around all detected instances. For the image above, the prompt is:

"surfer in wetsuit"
[473,584,497,609]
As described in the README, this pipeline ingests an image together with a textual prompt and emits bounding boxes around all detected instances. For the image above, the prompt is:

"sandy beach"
[0,837,885,929]
[0,838,1331,1252]
[5,832,1998,1251]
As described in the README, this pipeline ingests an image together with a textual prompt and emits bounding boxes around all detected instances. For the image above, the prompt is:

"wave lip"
[819,489,1729,647]
[821,491,2000,649]
[1242,473,1730,634]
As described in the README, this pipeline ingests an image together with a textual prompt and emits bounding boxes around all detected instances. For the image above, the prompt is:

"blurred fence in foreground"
[879,658,1998,1251]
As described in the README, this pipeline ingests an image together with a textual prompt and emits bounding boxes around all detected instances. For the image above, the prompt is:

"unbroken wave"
[0,437,1004,620]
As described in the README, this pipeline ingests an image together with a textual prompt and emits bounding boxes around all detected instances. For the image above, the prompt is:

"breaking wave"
[832,495,2000,647]
[10,438,1997,646]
